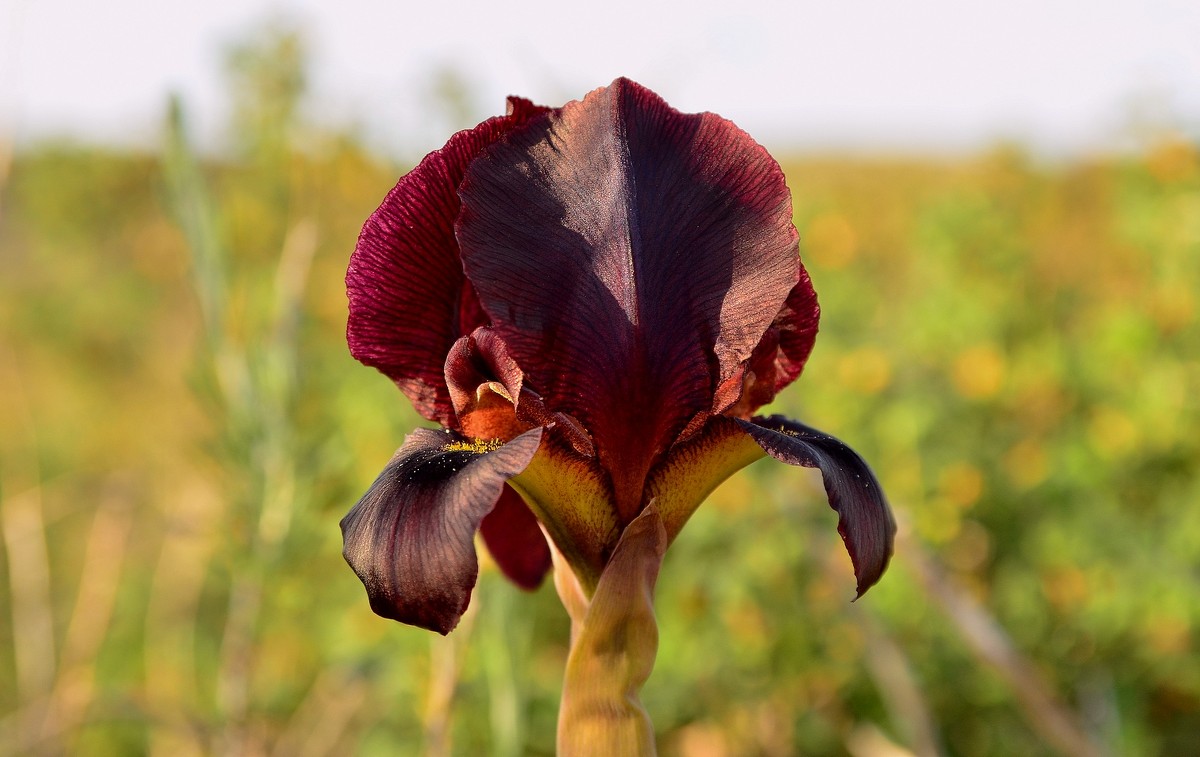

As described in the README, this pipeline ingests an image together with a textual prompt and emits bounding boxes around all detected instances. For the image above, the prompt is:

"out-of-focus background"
[1,2,1198,755]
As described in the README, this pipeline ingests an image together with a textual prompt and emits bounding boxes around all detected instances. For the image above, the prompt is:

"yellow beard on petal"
[442,438,505,454]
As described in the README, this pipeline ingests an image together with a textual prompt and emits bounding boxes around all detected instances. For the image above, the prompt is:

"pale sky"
[3,0,1199,156]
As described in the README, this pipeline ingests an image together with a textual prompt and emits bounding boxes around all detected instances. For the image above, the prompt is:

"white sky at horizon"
[3,0,1199,157]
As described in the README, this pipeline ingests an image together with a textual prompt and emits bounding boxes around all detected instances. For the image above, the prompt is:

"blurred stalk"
[845,724,920,757]
[423,601,478,757]
[270,667,370,757]
[163,97,236,384]
[0,352,56,752]
[143,484,217,757]
[853,605,944,757]
[162,94,313,755]
[479,574,528,757]
[37,479,135,750]
[164,93,248,749]
[883,385,1103,756]
[0,128,11,203]
[901,531,1106,757]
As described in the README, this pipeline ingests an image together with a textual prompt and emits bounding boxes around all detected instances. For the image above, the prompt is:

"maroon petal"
[347,98,549,426]
[479,484,552,590]
[724,270,820,417]
[769,268,821,392]
[444,328,532,442]
[737,415,895,597]
[457,78,799,518]
[340,427,543,634]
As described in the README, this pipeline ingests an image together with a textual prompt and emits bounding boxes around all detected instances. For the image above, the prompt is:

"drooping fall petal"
[347,98,548,426]
[340,427,543,634]
[457,78,800,519]
[737,415,896,596]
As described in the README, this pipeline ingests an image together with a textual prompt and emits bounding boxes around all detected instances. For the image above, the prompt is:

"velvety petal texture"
[737,415,896,596]
[340,427,543,634]
[347,98,548,426]
[457,78,801,519]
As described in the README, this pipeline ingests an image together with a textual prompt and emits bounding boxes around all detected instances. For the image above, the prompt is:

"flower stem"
[551,505,666,756]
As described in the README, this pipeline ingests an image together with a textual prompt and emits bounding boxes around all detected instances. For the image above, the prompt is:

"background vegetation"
[1,27,1197,757]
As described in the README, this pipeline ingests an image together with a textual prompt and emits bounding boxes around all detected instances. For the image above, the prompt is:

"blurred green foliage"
[2,27,1199,757]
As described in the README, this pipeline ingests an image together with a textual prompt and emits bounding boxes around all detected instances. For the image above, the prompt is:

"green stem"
[551,505,666,756]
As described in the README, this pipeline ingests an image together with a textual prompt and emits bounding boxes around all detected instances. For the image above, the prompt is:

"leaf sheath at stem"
[551,504,667,757]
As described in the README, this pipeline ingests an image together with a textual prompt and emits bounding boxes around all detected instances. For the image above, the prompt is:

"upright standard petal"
[347,98,549,426]
[737,415,896,596]
[340,427,543,634]
[458,78,800,519]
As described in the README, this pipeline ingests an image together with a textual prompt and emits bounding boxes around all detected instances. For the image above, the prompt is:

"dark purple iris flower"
[341,79,895,635]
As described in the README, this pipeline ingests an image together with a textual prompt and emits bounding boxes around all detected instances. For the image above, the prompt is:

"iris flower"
[342,78,895,753]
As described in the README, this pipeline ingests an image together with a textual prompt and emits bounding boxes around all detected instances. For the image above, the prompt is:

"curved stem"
[551,505,666,757]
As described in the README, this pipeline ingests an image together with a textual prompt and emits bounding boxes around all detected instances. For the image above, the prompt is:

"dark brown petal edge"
[737,415,896,597]
[340,427,543,634]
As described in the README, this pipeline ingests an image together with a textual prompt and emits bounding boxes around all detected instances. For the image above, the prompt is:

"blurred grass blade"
[480,575,529,757]
[0,356,55,751]
[162,94,227,345]
[902,532,1106,757]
